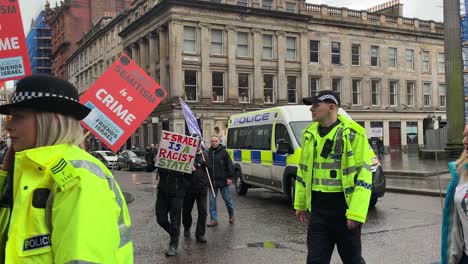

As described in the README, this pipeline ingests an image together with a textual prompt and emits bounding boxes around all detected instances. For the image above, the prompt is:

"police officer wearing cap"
[295,90,372,264]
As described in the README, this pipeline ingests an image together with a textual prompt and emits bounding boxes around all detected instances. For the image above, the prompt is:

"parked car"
[117,150,147,171]
[91,150,118,169]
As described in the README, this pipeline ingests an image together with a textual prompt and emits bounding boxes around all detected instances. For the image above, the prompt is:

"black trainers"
[184,229,191,238]
[196,236,207,243]
[165,245,177,256]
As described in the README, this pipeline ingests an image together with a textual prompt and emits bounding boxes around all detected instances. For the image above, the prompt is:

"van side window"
[227,128,239,149]
[251,124,272,150]
[227,127,254,149]
[275,124,291,147]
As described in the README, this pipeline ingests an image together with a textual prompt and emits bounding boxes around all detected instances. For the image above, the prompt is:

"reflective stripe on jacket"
[310,124,345,192]
[294,114,373,223]
[0,144,133,263]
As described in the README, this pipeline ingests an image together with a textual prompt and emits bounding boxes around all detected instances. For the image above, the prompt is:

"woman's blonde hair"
[34,112,85,148]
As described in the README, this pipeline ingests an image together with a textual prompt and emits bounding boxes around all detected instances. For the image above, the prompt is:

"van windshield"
[290,121,312,146]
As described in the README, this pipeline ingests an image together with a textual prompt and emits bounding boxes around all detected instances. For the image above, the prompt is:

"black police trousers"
[306,208,365,264]
[182,190,208,239]
[155,192,184,247]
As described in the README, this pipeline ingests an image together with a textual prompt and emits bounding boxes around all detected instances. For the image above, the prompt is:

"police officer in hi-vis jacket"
[295,90,372,264]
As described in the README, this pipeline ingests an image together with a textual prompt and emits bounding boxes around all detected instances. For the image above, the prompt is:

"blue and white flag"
[179,97,205,149]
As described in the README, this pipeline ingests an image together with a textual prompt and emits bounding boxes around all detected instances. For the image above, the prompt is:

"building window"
[389,81,399,106]
[310,40,319,63]
[371,79,380,106]
[388,47,397,68]
[237,0,248,6]
[439,83,446,107]
[286,2,296,12]
[406,81,415,106]
[183,26,196,53]
[184,70,197,102]
[371,46,379,67]
[309,77,320,96]
[351,44,360,66]
[211,29,223,55]
[238,73,250,103]
[352,79,361,105]
[331,42,341,65]
[331,78,341,100]
[264,74,274,103]
[287,76,297,104]
[422,50,430,72]
[212,72,225,102]
[237,31,249,57]
[406,49,414,70]
[286,37,296,61]
[262,34,274,59]
[423,82,432,106]
[262,0,273,9]
[437,53,445,73]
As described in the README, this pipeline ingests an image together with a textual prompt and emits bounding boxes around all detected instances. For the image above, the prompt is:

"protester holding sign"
[0,75,133,263]
[155,131,198,256]
[182,134,210,243]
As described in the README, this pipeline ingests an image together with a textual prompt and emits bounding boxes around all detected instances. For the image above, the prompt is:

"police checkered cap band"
[10,91,79,104]
[317,94,338,104]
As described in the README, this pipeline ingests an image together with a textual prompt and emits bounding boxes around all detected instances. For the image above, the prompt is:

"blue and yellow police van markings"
[273,153,287,167]
[233,149,242,162]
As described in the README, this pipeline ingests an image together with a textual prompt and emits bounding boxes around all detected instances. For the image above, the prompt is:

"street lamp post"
[444,0,465,157]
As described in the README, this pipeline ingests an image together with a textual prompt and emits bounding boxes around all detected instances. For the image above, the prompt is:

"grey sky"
[20,0,445,34]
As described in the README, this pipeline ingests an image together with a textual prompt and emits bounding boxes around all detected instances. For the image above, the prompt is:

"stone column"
[131,43,139,65]
[276,31,287,104]
[252,28,263,104]
[383,121,390,151]
[417,119,424,146]
[364,120,371,135]
[400,121,407,152]
[226,25,237,104]
[169,21,183,97]
[140,37,149,70]
[159,27,169,96]
[199,23,211,103]
[149,32,158,80]
[300,31,309,102]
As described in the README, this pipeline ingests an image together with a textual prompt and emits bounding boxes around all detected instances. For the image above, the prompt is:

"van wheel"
[235,170,248,196]
[288,176,295,209]
[369,197,378,207]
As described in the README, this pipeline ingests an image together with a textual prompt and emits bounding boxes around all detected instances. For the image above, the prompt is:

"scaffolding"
[26,11,52,75]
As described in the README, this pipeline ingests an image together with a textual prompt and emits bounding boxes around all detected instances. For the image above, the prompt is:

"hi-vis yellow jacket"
[294,114,373,223]
[0,144,133,263]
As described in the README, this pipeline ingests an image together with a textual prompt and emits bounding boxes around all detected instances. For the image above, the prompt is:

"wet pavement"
[113,168,443,264]
[380,151,450,176]
[379,152,453,195]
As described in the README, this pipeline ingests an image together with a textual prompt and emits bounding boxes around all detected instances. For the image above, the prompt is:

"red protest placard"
[80,54,167,153]
[0,0,31,81]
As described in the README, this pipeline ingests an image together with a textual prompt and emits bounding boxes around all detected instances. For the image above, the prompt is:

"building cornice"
[120,0,311,38]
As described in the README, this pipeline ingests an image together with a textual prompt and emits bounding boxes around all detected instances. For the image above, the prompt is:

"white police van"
[225,105,385,208]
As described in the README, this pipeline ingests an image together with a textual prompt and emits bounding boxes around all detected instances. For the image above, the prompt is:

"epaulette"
[49,158,80,191]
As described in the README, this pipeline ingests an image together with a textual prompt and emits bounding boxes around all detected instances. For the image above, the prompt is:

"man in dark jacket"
[207,135,236,227]
[155,167,190,256]
[182,137,210,243]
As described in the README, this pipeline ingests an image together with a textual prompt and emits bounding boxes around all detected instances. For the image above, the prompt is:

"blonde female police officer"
[0,75,133,263]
